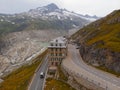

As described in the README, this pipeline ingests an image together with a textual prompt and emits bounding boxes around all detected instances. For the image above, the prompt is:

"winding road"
[63,44,120,90]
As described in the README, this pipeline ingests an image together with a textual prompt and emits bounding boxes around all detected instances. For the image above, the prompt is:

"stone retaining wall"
[62,62,120,90]
[62,64,105,90]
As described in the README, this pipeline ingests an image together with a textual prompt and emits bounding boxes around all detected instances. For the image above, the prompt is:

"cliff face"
[72,10,120,73]
[78,43,120,73]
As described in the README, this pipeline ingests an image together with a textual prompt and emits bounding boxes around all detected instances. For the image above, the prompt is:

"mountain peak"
[44,3,59,11]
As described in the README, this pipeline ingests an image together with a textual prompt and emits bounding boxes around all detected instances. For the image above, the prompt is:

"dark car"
[76,46,79,49]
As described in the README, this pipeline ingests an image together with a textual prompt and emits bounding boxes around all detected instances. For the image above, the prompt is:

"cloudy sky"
[0,0,120,16]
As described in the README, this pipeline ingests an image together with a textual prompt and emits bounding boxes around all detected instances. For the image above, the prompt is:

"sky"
[0,0,120,16]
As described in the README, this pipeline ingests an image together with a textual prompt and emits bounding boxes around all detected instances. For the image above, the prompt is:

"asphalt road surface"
[68,44,120,88]
[29,56,49,90]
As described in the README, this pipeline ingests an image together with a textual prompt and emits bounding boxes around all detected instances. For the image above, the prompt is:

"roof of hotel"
[48,37,67,48]
[50,37,67,44]
[48,46,67,48]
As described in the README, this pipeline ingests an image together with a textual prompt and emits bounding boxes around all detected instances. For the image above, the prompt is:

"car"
[40,72,45,78]
[76,47,79,49]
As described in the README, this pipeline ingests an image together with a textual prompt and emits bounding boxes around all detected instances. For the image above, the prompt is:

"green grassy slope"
[72,10,120,52]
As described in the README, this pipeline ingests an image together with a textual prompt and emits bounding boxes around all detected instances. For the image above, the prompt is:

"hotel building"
[48,37,67,66]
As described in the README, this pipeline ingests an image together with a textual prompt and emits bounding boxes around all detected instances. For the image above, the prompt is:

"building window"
[51,43,53,46]
[55,62,58,66]
[56,39,58,42]
[56,48,57,51]
[60,43,62,46]
[51,48,53,51]
[60,48,61,51]
[56,44,57,46]
[59,53,62,56]
[59,58,61,61]
[51,62,54,65]
[51,53,54,56]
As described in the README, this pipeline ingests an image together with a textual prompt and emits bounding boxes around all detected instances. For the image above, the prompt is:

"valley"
[0,2,120,90]
[0,3,98,79]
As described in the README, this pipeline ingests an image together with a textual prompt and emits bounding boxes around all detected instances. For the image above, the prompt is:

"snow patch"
[12,22,15,24]
[0,19,4,22]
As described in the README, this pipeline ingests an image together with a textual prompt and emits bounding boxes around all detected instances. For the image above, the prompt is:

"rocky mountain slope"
[0,30,64,78]
[71,10,120,73]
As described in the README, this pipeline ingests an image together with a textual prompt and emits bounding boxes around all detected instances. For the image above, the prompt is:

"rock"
[78,42,120,73]
[0,79,3,83]
[0,30,65,77]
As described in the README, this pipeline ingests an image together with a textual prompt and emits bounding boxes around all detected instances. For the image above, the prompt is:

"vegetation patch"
[45,78,75,90]
[45,66,75,90]
[57,66,68,81]
[71,10,120,52]
[0,50,47,90]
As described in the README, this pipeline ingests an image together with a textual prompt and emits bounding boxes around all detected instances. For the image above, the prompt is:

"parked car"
[76,46,79,49]
[76,47,79,49]
[40,72,45,78]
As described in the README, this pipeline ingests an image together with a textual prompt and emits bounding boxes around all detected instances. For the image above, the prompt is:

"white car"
[40,72,45,78]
